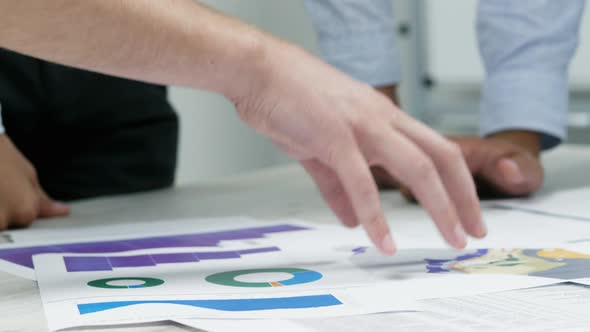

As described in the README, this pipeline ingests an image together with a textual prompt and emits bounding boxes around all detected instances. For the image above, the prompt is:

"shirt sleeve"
[477,0,586,149]
[304,0,401,86]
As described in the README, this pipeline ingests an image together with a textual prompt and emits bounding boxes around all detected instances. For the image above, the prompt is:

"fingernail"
[503,159,525,184]
[452,224,467,249]
[381,234,396,256]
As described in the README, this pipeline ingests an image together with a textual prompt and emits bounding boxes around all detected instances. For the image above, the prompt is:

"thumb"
[488,154,543,196]
[38,190,70,218]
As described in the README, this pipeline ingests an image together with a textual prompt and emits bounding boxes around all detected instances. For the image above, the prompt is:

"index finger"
[320,143,395,255]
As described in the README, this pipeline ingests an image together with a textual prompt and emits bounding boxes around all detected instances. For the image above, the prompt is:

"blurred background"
[172,0,590,185]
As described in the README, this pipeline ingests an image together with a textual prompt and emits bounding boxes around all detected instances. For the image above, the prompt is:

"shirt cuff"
[316,27,402,87]
[480,70,568,150]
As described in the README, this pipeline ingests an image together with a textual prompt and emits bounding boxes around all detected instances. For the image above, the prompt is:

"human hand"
[399,131,543,200]
[0,135,69,230]
[0,0,482,249]
[454,131,543,198]
[373,84,543,196]
[232,42,484,254]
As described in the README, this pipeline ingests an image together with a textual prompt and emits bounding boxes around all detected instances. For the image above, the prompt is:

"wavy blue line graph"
[78,294,342,314]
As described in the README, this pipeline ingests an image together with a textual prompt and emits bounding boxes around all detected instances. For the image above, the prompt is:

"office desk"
[2,145,590,332]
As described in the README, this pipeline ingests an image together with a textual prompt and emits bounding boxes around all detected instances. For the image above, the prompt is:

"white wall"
[171,1,319,185]
[427,0,590,86]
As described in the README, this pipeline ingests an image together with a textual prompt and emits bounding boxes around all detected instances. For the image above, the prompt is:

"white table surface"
[2,145,590,332]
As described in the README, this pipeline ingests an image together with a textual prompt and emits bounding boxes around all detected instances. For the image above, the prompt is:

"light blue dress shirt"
[304,0,402,87]
[305,0,586,149]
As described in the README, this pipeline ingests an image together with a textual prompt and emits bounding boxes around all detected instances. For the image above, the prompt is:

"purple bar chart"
[0,224,308,269]
[63,247,281,272]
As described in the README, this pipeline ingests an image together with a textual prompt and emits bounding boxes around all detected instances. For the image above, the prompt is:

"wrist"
[224,35,316,111]
[488,130,541,158]
[206,29,273,103]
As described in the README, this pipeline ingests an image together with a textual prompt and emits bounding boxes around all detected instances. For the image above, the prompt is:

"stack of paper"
[0,211,589,331]
[492,187,590,222]
[180,284,590,332]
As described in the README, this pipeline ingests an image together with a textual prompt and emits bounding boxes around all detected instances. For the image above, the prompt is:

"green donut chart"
[87,277,164,289]
[205,268,323,288]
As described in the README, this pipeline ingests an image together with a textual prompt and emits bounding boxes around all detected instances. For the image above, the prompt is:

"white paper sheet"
[3,216,262,244]
[572,278,590,286]
[34,245,569,331]
[33,220,587,331]
[180,283,590,332]
[34,251,420,331]
[179,319,314,332]
[0,219,368,280]
[350,246,590,285]
[392,208,590,250]
[492,187,590,221]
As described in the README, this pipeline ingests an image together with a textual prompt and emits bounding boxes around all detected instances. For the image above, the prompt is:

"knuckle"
[412,157,437,181]
[323,145,339,166]
[365,212,383,228]
[347,110,366,129]
[389,106,402,123]
[321,137,352,166]
[325,181,346,200]
[11,204,37,226]
[356,181,377,202]
[355,119,382,142]
[324,179,345,198]
[440,142,464,163]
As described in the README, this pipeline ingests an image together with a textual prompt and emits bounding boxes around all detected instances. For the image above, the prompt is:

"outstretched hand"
[0,0,484,252]
[233,43,485,254]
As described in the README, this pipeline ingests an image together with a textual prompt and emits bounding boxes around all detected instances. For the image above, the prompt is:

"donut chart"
[205,268,322,288]
[87,277,164,289]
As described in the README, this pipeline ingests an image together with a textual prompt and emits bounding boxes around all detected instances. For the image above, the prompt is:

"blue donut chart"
[205,268,323,288]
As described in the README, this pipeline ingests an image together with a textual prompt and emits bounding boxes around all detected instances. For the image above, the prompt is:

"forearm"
[0,0,274,101]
